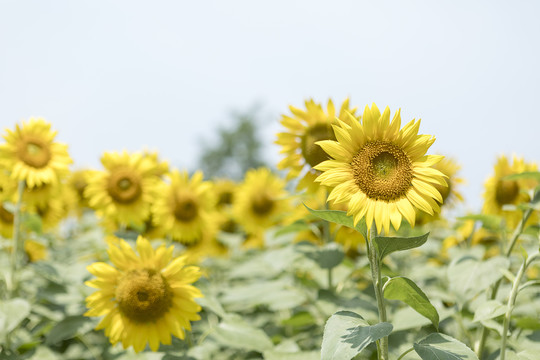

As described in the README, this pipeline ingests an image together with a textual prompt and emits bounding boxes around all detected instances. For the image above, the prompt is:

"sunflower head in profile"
[276,99,359,193]
[315,104,447,234]
[233,167,291,239]
[85,236,203,353]
[482,155,538,228]
[0,118,72,189]
[152,170,218,245]
[85,151,161,228]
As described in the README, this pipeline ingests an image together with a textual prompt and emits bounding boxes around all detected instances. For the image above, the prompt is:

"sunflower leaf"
[303,205,367,238]
[321,310,392,360]
[414,333,479,360]
[457,214,502,230]
[372,232,429,261]
[383,276,439,330]
[503,171,540,182]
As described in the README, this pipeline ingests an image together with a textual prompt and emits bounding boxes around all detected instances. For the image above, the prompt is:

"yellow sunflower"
[152,170,218,244]
[85,151,161,228]
[482,155,538,228]
[213,179,239,233]
[0,168,17,202]
[276,98,359,193]
[142,150,170,178]
[68,169,92,214]
[233,167,291,237]
[0,118,72,188]
[24,239,47,262]
[315,104,447,234]
[28,195,68,231]
[85,236,203,353]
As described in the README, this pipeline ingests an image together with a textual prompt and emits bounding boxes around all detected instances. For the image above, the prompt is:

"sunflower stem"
[500,252,539,360]
[367,225,388,360]
[327,267,333,291]
[476,207,532,358]
[8,180,25,298]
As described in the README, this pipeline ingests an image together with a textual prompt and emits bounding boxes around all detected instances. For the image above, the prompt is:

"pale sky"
[1,0,539,211]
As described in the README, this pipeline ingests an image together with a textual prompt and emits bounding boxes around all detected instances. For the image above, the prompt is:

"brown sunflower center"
[173,196,198,222]
[218,191,233,207]
[116,268,173,323]
[16,136,52,169]
[301,123,336,168]
[495,179,519,206]
[0,204,14,224]
[351,140,413,201]
[107,169,142,204]
[251,193,275,215]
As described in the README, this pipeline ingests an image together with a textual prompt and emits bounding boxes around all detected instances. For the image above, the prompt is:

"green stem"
[500,252,540,360]
[327,267,333,291]
[8,181,25,298]
[476,208,532,359]
[367,226,388,360]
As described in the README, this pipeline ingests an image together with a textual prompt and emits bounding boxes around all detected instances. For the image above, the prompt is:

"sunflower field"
[0,101,539,360]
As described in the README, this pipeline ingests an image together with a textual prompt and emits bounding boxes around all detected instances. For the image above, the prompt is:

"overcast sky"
[1,0,539,211]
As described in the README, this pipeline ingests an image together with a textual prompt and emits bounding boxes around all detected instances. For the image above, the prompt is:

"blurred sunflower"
[276,99,359,193]
[416,156,464,224]
[315,104,447,234]
[233,168,290,239]
[142,150,170,178]
[0,168,17,202]
[24,239,47,262]
[68,169,92,213]
[483,155,538,228]
[0,118,72,188]
[213,179,239,233]
[29,195,68,231]
[85,236,203,353]
[152,170,218,244]
[85,151,160,228]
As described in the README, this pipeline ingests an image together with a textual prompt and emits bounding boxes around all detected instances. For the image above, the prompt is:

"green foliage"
[414,333,478,360]
[320,311,392,360]
[373,233,430,261]
[304,206,367,238]
[383,277,439,330]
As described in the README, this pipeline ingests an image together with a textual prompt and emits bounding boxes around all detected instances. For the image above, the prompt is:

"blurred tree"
[198,105,269,180]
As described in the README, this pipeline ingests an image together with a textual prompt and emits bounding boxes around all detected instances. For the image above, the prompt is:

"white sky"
[1,0,539,211]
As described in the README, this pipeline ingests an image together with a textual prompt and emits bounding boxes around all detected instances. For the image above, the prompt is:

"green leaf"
[46,316,89,345]
[0,298,31,337]
[373,233,430,261]
[263,351,319,360]
[473,300,507,323]
[504,171,540,182]
[275,220,313,237]
[304,205,367,238]
[300,242,345,269]
[447,256,510,302]
[414,333,479,360]
[321,310,392,360]
[281,311,316,328]
[383,277,439,329]
[457,214,502,231]
[211,319,274,352]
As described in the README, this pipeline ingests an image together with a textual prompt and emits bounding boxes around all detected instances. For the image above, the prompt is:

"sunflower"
[29,195,68,231]
[69,169,92,213]
[85,236,203,353]
[85,151,161,228]
[482,155,538,228]
[152,170,218,244]
[213,179,239,233]
[276,98,359,193]
[0,168,17,202]
[0,118,72,188]
[142,150,170,178]
[233,168,291,238]
[315,104,447,234]
[24,239,47,262]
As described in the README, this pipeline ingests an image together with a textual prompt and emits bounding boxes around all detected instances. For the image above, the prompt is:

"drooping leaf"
[299,242,345,269]
[0,298,31,337]
[373,233,430,261]
[46,316,89,345]
[414,333,479,360]
[211,319,274,352]
[304,206,367,238]
[321,311,392,360]
[383,276,439,329]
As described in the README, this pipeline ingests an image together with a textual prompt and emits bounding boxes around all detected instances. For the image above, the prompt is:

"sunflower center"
[0,204,14,224]
[301,123,336,168]
[351,140,413,201]
[251,193,274,215]
[107,169,142,204]
[218,191,233,207]
[116,268,173,323]
[173,196,198,222]
[16,137,52,169]
[495,179,519,206]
